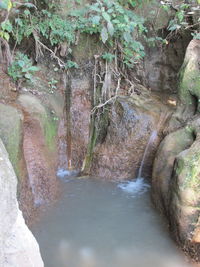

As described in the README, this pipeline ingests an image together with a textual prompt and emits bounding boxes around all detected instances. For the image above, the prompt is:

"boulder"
[178,39,200,118]
[167,39,200,131]
[152,117,200,259]
[0,138,44,267]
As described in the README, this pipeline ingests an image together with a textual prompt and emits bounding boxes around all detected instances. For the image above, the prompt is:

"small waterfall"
[63,72,72,170]
[137,130,158,178]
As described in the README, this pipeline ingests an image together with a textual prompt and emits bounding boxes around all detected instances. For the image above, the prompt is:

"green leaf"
[177,10,184,22]
[101,26,108,43]
[123,31,132,43]
[3,31,9,41]
[168,24,181,31]
[15,18,23,27]
[24,9,31,16]
[102,12,111,22]
[1,20,13,32]
[107,21,114,36]
[28,66,39,72]
[192,32,200,40]
[91,15,101,25]
[90,4,101,12]
[0,0,12,10]
[17,60,25,68]
[23,3,36,8]
[102,52,115,62]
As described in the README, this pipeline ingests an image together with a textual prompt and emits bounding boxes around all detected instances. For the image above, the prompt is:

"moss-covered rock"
[165,39,200,134]
[152,117,200,259]
[0,103,23,177]
[179,39,200,111]
[152,127,195,215]
[18,94,58,152]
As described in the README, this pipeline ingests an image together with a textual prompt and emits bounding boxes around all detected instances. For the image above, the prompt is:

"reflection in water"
[31,176,192,267]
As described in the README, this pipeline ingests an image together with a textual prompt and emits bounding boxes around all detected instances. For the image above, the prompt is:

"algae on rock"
[0,103,23,178]
[152,116,200,259]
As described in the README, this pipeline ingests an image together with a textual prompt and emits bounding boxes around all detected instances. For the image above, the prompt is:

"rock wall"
[0,138,44,267]
[0,63,63,221]
[152,39,200,260]
[90,89,170,180]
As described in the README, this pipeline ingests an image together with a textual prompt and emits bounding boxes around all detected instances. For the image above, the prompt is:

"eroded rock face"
[91,90,169,180]
[144,34,191,93]
[152,117,200,259]
[0,138,44,267]
[71,77,92,169]
[18,94,58,205]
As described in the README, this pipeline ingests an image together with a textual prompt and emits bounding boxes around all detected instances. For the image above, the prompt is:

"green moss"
[179,68,200,106]
[43,113,58,152]
[82,113,97,173]
[175,157,185,177]
[0,104,22,179]
[6,129,21,178]
[179,152,200,190]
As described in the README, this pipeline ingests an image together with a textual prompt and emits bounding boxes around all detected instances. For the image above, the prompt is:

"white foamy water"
[118,178,150,195]
[57,168,79,178]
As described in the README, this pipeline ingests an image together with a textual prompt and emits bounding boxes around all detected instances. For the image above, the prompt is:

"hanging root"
[33,30,66,68]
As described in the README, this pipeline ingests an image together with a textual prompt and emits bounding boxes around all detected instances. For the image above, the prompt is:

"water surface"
[31,176,192,267]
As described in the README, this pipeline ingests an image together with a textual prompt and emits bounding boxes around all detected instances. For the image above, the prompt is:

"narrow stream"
[31,175,192,267]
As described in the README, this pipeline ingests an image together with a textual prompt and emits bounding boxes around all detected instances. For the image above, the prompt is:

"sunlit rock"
[0,138,44,267]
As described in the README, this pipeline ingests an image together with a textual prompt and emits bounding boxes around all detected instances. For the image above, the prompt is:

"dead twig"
[91,95,118,114]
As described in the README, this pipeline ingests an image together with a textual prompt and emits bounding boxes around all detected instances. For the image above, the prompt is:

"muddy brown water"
[31,175,192,267]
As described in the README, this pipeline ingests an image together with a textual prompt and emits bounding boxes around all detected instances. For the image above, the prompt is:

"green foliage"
[8,0,149,68]
[0,19,12,41]
[8,52,39,82]
[102,52,115,62]
[72,0,147,67]
[48,78,58,90]
[192,32,200,39]
[159,1,200,36]
[13,9,76,46]
[0,0,12,10]
[65,60,79,69]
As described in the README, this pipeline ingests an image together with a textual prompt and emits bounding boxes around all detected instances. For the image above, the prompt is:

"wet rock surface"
[23,113,58,205]
[91,90,169,180]
[71,77,92,169]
